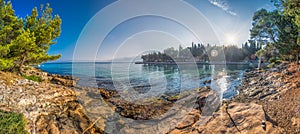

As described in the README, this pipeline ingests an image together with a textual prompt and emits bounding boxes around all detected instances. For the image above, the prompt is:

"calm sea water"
[39,62,253,99]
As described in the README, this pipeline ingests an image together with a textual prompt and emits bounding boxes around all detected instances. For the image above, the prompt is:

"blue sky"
[10,0,275,62]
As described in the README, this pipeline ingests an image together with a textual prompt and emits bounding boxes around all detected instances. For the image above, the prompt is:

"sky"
[10,0,275,62]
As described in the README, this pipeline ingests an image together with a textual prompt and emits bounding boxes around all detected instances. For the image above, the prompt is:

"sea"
[39,62,254,100]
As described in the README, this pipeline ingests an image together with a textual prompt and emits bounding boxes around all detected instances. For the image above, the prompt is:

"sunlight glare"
[225,34,237,45]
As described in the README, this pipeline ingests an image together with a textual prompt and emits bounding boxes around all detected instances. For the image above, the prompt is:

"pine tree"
[0,0,23,70]
[0,1,62,72]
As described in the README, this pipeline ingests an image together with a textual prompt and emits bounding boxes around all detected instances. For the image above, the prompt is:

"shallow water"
[40,62,253,99]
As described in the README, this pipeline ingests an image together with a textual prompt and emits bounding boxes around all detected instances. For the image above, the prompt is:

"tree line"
[141,42,260,63]
[0,0,61,72]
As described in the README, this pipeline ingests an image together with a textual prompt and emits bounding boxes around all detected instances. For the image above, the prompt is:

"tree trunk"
[258,55,262,70]
[296,53,299,65]
[18,56,26,75]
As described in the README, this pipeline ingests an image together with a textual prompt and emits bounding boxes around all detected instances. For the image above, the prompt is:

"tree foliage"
[141,42,259,63]
[250,0,299,64]
[250,9,280,44]
[0,0,61,72]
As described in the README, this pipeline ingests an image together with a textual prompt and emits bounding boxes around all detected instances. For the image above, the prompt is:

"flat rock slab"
[195,102,283,133]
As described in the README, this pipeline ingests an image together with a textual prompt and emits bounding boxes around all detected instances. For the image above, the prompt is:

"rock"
[0,71,103,134]
[176,114,199,129]
[99,88,116,100]
[196,103,283,133]
[48,121,60,134]
[283,70,292,75]
[291,117,300,128]
[249,90,262,97]
[168,129,183,134]
[18,95,36,106]
[51,76,76,87]
[203,80,211,84]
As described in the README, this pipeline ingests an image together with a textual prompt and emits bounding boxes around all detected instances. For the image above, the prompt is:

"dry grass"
[0,71,21,86]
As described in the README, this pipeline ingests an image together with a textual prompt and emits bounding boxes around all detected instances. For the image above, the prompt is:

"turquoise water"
[39,62,253,99]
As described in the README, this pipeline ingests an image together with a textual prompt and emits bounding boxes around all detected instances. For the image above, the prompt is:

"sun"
[225,34,237,45]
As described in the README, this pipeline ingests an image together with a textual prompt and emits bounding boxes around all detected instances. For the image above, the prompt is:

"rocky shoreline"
[0,68,103,134]
[166,63,300,133]
[0,63,299,133]
[232,63,300,133]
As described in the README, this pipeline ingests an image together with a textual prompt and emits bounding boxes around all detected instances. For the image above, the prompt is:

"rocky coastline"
[0,63,299,133]
[232,63,300,133]
[166,63,300,133]
[0,68,103,134]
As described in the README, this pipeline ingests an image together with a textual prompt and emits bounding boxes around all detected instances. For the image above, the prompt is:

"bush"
[22,74,42,82]
[0,110,28,134]
[267,62,275,68]
[268,57,282,64]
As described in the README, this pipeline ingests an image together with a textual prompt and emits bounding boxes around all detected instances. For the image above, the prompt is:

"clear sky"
[10,0,275,62]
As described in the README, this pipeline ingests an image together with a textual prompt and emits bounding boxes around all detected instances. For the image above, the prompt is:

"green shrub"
[267,62,275,68]
[23,66,31,71]
[0,110,28,134]
[275,59,282,64]
[268,57,282,64]
[22,74,42,82]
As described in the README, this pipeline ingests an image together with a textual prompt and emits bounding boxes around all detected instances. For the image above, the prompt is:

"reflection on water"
[40,62,253,99]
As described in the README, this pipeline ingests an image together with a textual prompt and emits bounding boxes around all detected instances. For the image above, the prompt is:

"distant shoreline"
[41,61,265,66]
[135,61,263,65]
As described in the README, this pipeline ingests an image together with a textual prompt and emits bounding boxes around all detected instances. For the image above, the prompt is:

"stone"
[18,95,37,106]
[99,88,116,100]
[203,80,211,84]
[48,121,60,134]
[196,103,283,133]
[291,117,300,128]
[176,114,199,129]
[51,76,76,87]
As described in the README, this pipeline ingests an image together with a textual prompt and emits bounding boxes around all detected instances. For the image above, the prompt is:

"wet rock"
[99,88,116,100]
[110,97,173,120]
[132,85,151,94]
[203,80,211,84]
